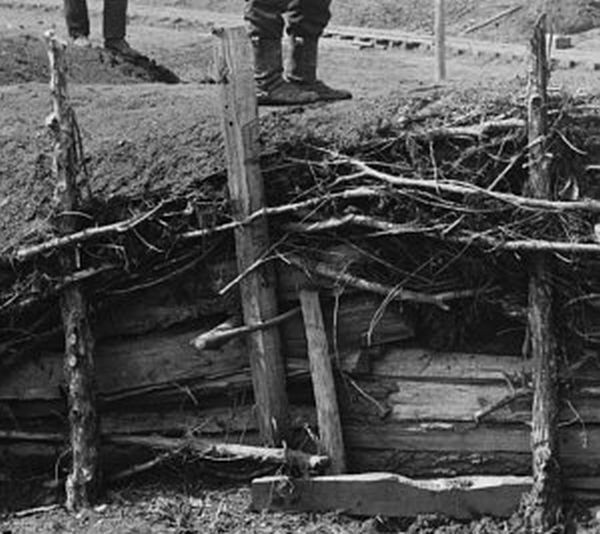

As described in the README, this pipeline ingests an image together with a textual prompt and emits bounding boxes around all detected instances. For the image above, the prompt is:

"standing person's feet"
[285,36,352,103]
[104,39,144,59]
[70,35,92,48]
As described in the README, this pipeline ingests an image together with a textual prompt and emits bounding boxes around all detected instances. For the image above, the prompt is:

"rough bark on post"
[214,26,289,445]
[524,15,562,531]
[434,0,446,82]
[44,30,99,511]
[299,289,346,474]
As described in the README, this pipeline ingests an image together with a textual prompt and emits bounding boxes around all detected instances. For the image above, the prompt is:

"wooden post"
[214,26,288,446]
[299,289,346,474]
[524,15,562,531]
[434,0,446,82]
[44,30,98,511]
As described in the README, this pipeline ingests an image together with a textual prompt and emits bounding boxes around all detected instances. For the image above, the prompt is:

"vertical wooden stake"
[44,30,98,511]
[434,0,446,82]
[299,289,346,474]
[524,15,561,531]
[214,26,289,446]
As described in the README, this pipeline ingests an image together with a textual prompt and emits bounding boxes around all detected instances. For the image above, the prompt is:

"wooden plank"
[386,381,521,422]
[343,423,600,461]
[94,276,236,340]
[347,449,533,478]
[97,275,414,357]
[215,26,287,445]
[358,346,600,385]
[346,378,600,423]
[363,347,530,382]
[0,331,248,401]
[99,404,316,436]
[251,474,531,519]
[299,289,346,474]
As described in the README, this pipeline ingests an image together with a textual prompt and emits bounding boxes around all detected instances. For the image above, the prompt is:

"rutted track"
[323,24,600,71]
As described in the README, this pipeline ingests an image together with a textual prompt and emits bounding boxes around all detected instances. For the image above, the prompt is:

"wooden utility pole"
[524,15,562,531]
[434,0,446,81]
[214,26,289,446]
[44,31,98,511]
[299,289,346,474]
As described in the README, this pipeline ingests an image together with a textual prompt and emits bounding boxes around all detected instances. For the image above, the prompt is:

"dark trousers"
[245,0,332,39]
[64,0,128,41]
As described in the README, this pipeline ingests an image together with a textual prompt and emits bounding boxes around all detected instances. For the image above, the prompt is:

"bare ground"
[2,480,599,534]
[2,0,600,532]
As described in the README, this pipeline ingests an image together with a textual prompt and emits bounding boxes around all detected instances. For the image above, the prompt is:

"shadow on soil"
[0,34,180,85]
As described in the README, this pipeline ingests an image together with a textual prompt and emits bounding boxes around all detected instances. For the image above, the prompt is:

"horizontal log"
[347,450,532,478]
[251,473,531,519]
[99,404,316,436]
[0,294,411,403]
[0,402,316,449]
[94,260,414,342]
[346,378,600,424]
[281,294,414,357]
[363,347,531,382]
[343,423,600,462]
[0,330,248,401]
[339,348,600,428]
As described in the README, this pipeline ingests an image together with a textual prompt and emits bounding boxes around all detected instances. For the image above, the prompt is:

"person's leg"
[245,0,318,105]
[284,0,351,101]
[103,0,127,42]
[64,0,90,38]
[245,0,287,39]
[286,0,331,39]
[103,0,143,57]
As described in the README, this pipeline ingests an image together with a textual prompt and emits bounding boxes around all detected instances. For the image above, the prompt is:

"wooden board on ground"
[251,473,531,519]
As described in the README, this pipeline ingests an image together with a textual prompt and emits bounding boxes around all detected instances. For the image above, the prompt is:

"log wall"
[2,267,600,496]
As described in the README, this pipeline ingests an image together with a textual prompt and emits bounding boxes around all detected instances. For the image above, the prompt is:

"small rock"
[590,505,600,522]
[188,497,204,509]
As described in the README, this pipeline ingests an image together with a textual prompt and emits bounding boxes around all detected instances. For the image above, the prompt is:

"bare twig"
[190,307,301,350]
[473,389,532,423]
[14,202,164,262]
[462,5,524,35]
[108,451,176,483]
[349,159,600,213]
[283,254,482,310]
[12,504,61,518]
[285,214,444,235]
[181,187,384,241]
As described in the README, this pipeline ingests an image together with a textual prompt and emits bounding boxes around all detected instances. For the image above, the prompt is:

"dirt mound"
[0,34,179,86]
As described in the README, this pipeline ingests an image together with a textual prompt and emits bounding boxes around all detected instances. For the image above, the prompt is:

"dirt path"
[2,0,599,91]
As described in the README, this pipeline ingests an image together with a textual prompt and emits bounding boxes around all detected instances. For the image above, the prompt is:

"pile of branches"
[1,91,600,354]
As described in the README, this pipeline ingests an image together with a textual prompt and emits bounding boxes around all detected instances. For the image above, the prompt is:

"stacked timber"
[3,266,600,495]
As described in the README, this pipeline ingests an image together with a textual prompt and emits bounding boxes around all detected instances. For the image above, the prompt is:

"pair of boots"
[253,36,351,106]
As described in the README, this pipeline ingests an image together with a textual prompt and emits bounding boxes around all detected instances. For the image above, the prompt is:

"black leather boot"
[252,38,318,106]
[285,36,352,102]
